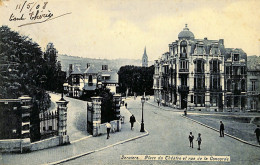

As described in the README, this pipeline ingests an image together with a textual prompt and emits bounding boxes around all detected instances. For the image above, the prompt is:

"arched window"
[180,41,187,58]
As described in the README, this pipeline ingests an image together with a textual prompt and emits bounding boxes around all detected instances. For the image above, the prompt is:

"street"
[1,95,260,165]
[62,96,260,165]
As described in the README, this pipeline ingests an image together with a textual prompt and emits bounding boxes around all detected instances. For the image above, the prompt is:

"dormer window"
[234,54,239,61]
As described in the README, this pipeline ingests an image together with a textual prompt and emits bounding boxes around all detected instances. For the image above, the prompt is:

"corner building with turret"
[153,24,247,112]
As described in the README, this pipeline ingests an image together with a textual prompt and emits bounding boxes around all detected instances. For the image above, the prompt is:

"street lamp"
[140,95,145,132]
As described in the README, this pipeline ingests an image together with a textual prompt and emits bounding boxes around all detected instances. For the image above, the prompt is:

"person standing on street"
[130,114,136,130]
[196,133,202,150]
[188,132,194,148]
[254,125,260,145]
[106,122,111,139]
[220,121,225,137]
[125,103,128,109]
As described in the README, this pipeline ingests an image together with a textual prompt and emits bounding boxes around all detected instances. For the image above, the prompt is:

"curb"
[46,110,149,165]
[181,115,260,148]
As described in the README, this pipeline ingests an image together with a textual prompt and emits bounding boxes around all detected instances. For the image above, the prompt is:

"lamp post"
[140,95,145,132]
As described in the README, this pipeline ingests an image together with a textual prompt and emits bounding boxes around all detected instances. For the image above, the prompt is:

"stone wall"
[0,138,30,153]
[0,136,69,153]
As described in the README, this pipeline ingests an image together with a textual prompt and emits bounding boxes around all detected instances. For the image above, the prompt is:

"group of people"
[188,132,202,150]
[188,121,225,150]
[105,114,136,139]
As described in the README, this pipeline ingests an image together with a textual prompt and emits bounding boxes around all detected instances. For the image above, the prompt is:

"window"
[251,100,256,110]
[191,95,193,103]
[251,80,256,91]
[210,75,220,89]
[210,60,220,73]
[194,94,205,106]
[194,75,205,90]
[195,60,204,73]
[88,75,93,84]
[180,41,187,57]
[234,54,239,61]
[241,79,246,92]
[210,94,218,106]
[226,66,232,75]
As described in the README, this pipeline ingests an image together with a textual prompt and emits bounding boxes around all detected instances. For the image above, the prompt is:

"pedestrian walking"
[220,121,225,137]
[157,100,160,106]
[254,125,260,145]
[106,122,111,139]
[130,114,136,130]
[188,132,194,148]
[196,133,202,150]
[125,103,127,109]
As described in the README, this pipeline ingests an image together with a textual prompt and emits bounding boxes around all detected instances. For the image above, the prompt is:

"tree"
[118,65,154,96]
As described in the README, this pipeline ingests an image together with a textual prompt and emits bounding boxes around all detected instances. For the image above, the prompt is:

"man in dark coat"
[254,125,260,145]
[188,132,194,148]
[130,115,136,130]
[220,121,225,137]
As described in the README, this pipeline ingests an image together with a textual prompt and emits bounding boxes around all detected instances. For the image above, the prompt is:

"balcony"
[234,89,241,95]
[193,87,206,92]
[180,53,187,59]
[178,85,189,92]
[179,68,189,73]
[209,86,222,92]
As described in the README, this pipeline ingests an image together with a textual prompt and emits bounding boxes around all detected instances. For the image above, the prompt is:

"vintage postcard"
[0,0,260,164]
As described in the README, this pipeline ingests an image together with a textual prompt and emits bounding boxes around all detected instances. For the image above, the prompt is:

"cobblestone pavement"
[61,96,260,165]
[1,94,145,165]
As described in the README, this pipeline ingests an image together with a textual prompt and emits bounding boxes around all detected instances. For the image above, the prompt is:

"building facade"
[65,64,119,97]
[247,63,260,112]
[153,24,247,112]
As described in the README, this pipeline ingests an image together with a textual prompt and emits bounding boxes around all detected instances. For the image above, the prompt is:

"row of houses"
[153,24,260,112]
[63,64,119,97]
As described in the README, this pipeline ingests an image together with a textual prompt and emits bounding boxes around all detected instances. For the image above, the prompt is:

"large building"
[153,24,247,112]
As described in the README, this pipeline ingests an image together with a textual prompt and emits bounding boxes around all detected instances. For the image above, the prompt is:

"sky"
[1,0,260,61]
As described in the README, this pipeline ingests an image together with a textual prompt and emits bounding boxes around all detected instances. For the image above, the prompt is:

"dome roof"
[178,24,195,40]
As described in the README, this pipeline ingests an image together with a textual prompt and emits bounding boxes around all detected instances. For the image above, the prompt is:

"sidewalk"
[1,107,148,165]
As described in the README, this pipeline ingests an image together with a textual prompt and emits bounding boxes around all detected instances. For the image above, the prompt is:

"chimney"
[86,63,90,69]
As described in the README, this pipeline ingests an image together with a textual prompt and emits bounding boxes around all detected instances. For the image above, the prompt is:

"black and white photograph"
[0,0,260,164]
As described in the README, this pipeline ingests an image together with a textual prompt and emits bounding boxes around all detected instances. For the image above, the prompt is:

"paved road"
[48,93,90,142]
[1,94,145,165]
[63,96,260,165]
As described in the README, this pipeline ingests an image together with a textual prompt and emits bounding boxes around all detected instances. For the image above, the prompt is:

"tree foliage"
[118,65,154,96]
[0,26,65,141]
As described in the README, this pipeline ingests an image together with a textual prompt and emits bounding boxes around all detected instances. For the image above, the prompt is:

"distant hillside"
[57,54,260,72]
[57,54,154,71]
